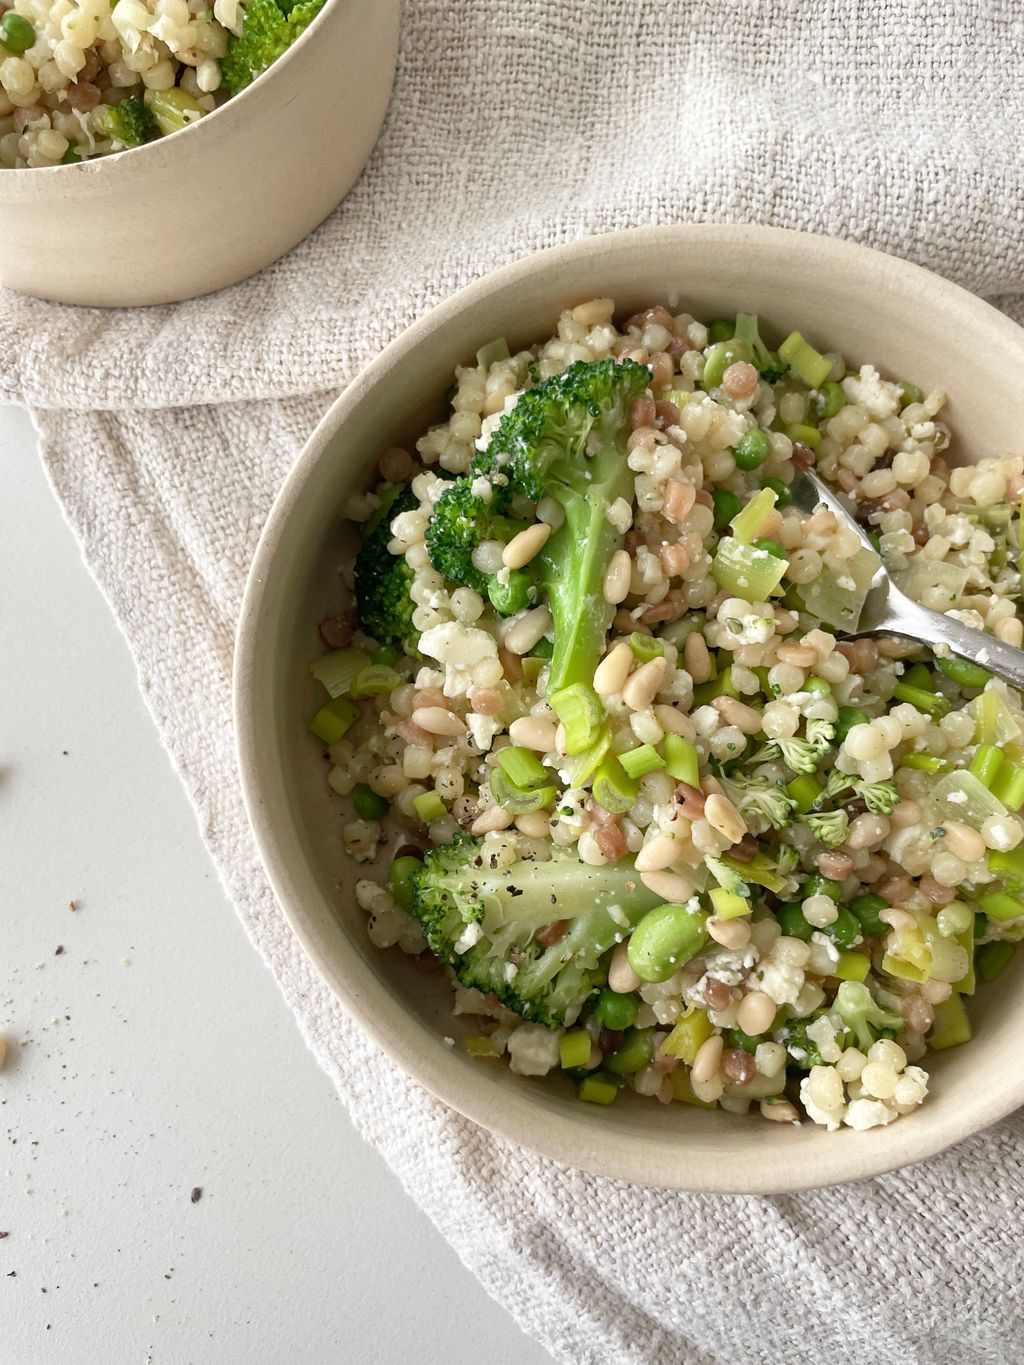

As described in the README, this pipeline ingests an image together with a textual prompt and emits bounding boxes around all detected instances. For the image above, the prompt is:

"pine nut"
[502,521,552,569]
[640,868,696,901]
[608,941,642,994]
[736,990,776,1036]
[941,820,985,863]
[410,706,465,736]
[503,606,552,655]
[707,916,751,949]
[471,805,514,834]
[509,716,558,751]
[683,632,712,684]
[760,1099,799,1123]
[714,696,763,735]
[622,655,668,711]
[515,810,551,838]
[594,641,634,695]
[691,1035,724,1085]
[654,704,696,739]
[603,549,633,604]
[996,617,1024,647]
[634,833,683,872]
[703,793,747,843]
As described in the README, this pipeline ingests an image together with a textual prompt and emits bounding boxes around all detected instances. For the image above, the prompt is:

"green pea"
[866,531,882,553]
[752,537,786,560]
[762,476,792,507]
[803,874,843,902]
[627,903,708,983]
[60,141,81,165]
[708,319,736,345]
[812,381,846,420]
[712,487,742,529]
[353,784,390,821]
[899,381,924,409]
[936,656,992,689]
[388,854,422,912]
[594,988,639,1031]
[604,1027,656,1076]
[702,338,753,390]
[371,644,398,667]
[776,902,813,942]
[849,893,889,936]
[834,706,869,743]
[0,11,35,52]
[821,906,862,949]
[733,429,774,471]
[488,569,532,617]
[803,675,832,695]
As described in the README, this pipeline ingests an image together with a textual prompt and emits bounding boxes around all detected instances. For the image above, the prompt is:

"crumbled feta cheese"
[466,713,501,751]
[453,920,484,954]
[419,621,500,698]
[507,1023,562,1076]
[840,364,901,420]
[843,1098,898,1130]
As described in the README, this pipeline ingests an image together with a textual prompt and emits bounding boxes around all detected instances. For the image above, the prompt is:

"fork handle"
[868,590,1024,693]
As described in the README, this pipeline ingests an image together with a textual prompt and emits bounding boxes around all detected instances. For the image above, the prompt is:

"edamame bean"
[626,903,708,983]
[604,1027,656,1076]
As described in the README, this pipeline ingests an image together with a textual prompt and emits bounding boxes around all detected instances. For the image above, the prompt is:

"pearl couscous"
[0,0,322,167]
[312,301,1024,1130]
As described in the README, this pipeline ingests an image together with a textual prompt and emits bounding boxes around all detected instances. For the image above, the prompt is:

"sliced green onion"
[559,1030,592,1069]
[987,848,1024,882]
[929,994,972,1050]
[413,790,447,823]
[489,770,556,814]
[663,734,700,786]
[592,758,638,814]
[548,683,604,756]
[786,774,822,813]
[709,887,750,921]
[784,422,822,449]
[813,381,846,420]
[936,656,991,689]
[311,647,371,698]
[899,753,952,774]
[832,950,871,982]
[711,537,787,601]
[969,744,1004,788]
[619,745,666,780]
[309,696,360,744]
[560,727,612,789]
[476,337,510,369]
[495,745,549,791]
[991,762,1024,811]
[388,855,422,911]
[353,785,390,820]
[977,941,1015,982]
[976,890,1024,922]
[778,331,833,389]
[464,1034,500,1058]
[729,487,778,544]
[349,663,403,697]
[629,633,664,663]
[892,682,951,717]
[692,665,739,708]
[577,1074,619,1105]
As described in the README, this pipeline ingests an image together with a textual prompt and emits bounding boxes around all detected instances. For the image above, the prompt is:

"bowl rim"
[0,0,349,183]
[234,222,1024,1192]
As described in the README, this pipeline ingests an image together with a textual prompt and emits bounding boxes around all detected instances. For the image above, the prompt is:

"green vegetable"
[812,381,846,420]
[752,537,786,560]
[488,771,557,814]
[354,483,420,657]
[777,331,833,389]
[784,422,821,449]
[495,746,549,791]
[349,663,403,697]
[92,96,159,148]
[733,429,774,471]
[604,1027,656,1075]
[786,774,823,814]
[311,646,371,698]
[924,769,1009,832]
[711,537,788,601]
[776,1019,825,1071]
[592,758,638,815]
[834,706,869,744]
[487,570,534,616]
[702,337,753,389]
[849,893,889,936]
[833,951,871,982]
[936,656,991,689]
[145,86,205,136]
[594,989,639,1031]
[353,785,389,820]
[929,993,972,1049]
[990,761,1024,812]
[719,773,796,830]
[577,1073,619,1104]
[0,11,35,52]
[969,689,1022,746]
[762,476,791,506]
[709,887,750,921]
[706,850,789,895]
[628,632,664,663]
[627,902,708,983]
[221,0,326,96]
[619,745,666,780]
[733,313,788,382]
[409,838,661,1027]
[708,319,735,344]
[820,906,862,949]
[969,744,1004,789]
[413,790,447,824]
[899,381,924,409]
[476,337,510,370]
[388,855,421,912]
[893,682,951,717]
[976,890,1024,922]
[309,695,359,744]
[831,981,904,1051]
[798,546,880,633]
[663,734,700,786]
[429,359,649,695]
[977,941,1014,982]
[60,141,81,165]
[712,487,742,529]
[559,1030,592,1069]
[730,487,778,544]
[776,903,812,941]
[548,682,604,755]
[804,874,843,901]
[899,753,952,774]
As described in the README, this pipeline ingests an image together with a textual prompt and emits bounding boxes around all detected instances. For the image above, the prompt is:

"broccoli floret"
[750,737,820,775]
[410,835,661,1028]
[424,476,530,610]
[805,717,835,752]
[719,773,795,831]
[831,981,905,1052]
[426,358,649,694]
[221,0,326,97]
[734,312,789,383]
[799,810,850,849]
[776,1018,825,1072]
[855,779,900,816]
[354,483,419,657]
[92,96,158,149]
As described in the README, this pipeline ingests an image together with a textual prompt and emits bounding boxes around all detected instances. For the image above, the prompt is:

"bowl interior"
[237,225,1024,1192]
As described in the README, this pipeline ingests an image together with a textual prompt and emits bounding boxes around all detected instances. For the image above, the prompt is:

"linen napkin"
[6,3,1024,1360]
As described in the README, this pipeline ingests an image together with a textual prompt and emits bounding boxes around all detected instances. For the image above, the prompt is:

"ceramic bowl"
[0,0,399,307]
[235,224,1024,1192]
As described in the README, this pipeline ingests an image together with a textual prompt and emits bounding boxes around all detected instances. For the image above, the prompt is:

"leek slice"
[924,769,1009,831]
[711,537,787,601]
[799,546,880,632]
[311,647,371,698]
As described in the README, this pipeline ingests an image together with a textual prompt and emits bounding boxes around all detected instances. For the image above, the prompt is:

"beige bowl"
[235,224,1024,1193]
[0,0,399,307]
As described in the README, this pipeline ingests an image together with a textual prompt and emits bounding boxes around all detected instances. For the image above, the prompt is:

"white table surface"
[1,404,556,1365]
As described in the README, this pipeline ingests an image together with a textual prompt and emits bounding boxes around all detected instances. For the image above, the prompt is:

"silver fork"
[789,469,1024,691]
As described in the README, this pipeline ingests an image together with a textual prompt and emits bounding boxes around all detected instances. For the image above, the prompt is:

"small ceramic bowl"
[235,224,1024,1193]
[0,0,399,307]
